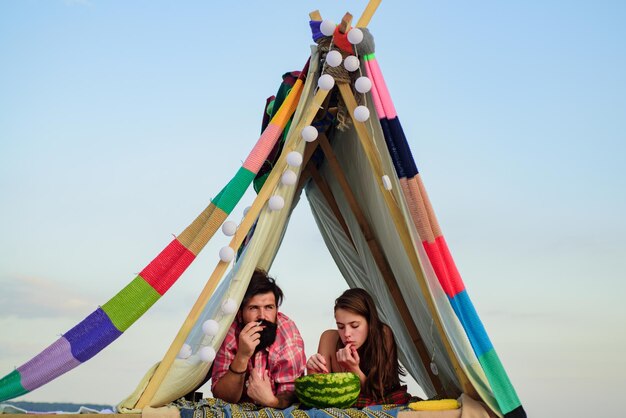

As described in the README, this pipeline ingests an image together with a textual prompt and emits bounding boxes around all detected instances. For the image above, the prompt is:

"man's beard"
[255,319,277,353]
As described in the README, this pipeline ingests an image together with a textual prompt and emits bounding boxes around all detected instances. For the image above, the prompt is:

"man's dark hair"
[241,269,284,308]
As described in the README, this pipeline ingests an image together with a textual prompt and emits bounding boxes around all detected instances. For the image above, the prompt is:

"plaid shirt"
[211,312,306,399]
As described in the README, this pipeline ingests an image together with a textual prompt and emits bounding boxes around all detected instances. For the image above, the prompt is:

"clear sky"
[1,1,625,417]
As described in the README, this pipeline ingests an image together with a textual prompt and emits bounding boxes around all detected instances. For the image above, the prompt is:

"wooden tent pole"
[336,82,475,397]
[135,87,331,409]
[357,0,382,28]
[316,133,446,395]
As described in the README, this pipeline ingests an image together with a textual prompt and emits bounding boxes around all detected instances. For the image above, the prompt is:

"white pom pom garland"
[353,105,370,122]
[221,221,237,236]
[219,246,235,262]
[343,55,360,72]
[199,346,216,363]
[318,74,335,91]
[281,170,298,186]
[320,20,336,37]
[382,175,392,190]
[347,28,364,45]
[222,298,238,314]
[301,125,318,142]
[268,195,285,211]
[355,76,372,93]
[178,343,192,359]
[325,50,342,67]
[202,319,220,336]
[286,151,303,167]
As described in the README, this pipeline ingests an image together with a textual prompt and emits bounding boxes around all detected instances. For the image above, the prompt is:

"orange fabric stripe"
[270,79,304,128]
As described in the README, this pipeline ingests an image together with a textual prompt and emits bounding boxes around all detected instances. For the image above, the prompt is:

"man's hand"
[306,353,329,374]
[246,366,277,407]
[336,343,360,373]
[238,321,265,359]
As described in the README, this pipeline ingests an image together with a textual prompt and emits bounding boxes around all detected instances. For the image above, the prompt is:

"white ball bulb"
[281,170,298,186]
[178,343,192,359]
[318,74,335,91]
[347,28,364,45]
[353,105,370,122]
[198,346,216,363]
[325,50,342,67]
[222,298,238,314]
[268,195,285,211]
[221,220,237,236]
[301,125,318,142]
[219,246,235,262]
[202,319,220,336]
[343,55,360,72]
[430,361,439,376]
[355,76,372,93]
[320,20,336,37]
[382,175,392,190]
[286,151,303,167]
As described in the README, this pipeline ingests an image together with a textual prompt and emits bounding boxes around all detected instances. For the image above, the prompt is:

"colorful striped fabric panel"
[363,52,525,418]
[0,66,309,403]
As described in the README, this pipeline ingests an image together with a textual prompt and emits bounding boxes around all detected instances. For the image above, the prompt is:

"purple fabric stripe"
[64,307,123,362]
[309,20,323,41]
[17,337,81,391]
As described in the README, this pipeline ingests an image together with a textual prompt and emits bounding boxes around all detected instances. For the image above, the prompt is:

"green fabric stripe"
[479,349,522,414]
[213,167,255,214]
[363,53,375,61]
[0,369,28,402]
[101,276,161,332]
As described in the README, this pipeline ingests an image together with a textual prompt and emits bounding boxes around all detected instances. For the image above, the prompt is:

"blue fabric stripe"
[379,118,406,178]
[64,307,123,362]
[449,290,493,357]
[387,117,419,177]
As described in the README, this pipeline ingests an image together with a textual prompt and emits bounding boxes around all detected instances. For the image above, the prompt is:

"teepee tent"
[0,2,526,417]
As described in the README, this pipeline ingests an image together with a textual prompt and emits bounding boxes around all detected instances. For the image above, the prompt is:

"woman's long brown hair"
[335,288,405,400]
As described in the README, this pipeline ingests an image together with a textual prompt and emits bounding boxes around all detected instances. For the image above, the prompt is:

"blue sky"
[1,1,625,417]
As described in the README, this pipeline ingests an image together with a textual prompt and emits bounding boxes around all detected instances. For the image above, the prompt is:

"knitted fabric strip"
[363,50,525,417]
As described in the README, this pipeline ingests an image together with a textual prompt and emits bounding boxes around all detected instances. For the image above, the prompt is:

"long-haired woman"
[306,288,411,406]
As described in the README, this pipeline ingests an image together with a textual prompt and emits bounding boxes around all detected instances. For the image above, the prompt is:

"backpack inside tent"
[0,3,526,418]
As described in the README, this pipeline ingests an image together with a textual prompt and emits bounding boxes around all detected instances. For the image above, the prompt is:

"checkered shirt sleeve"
[268,313,306,395]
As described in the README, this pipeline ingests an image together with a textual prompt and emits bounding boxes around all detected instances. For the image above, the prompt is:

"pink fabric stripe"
[243,124,283,174]
[369,59,397,119]
[365,59,386,119]
[17,337,81,391]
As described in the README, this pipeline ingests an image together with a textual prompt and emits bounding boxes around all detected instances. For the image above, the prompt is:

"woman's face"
[335,308,369,350]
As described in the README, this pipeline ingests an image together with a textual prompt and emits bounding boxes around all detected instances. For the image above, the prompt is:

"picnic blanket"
[173,398,405,418]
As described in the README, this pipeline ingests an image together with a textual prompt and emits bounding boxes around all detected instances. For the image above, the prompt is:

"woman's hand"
[336,343,361,374]
[306,353,329,374]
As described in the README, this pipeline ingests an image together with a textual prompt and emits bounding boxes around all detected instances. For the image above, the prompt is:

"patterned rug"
[174,398,406,418]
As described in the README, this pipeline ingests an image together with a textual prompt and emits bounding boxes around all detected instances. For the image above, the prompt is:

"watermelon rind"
[295,372,361,409]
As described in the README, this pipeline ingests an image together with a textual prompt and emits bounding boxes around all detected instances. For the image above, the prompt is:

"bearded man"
[211,269,306,407]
